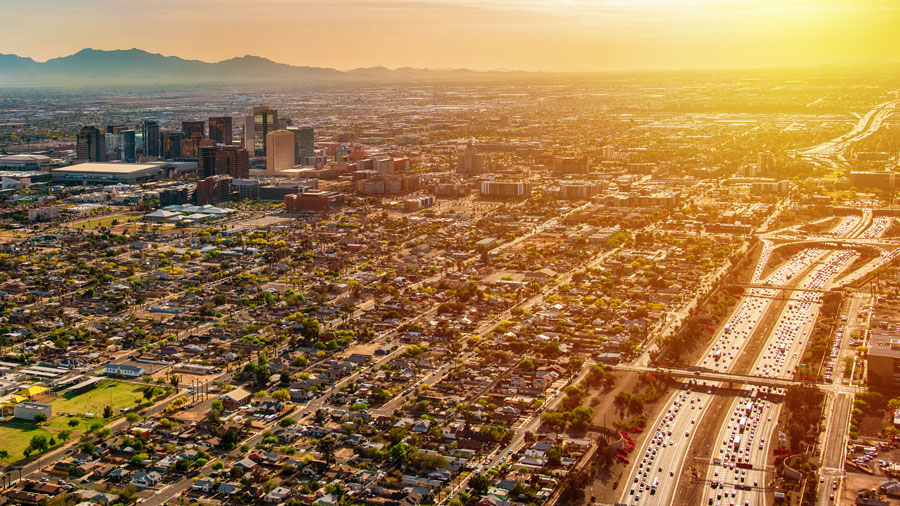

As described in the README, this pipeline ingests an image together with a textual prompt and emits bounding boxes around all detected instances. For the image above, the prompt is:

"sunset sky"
[2,0,900,71]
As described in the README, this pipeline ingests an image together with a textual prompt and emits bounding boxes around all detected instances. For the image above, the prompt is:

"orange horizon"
[2,0,899,72]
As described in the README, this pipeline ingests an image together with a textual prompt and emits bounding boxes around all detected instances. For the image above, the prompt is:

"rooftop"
[52,162,165,174]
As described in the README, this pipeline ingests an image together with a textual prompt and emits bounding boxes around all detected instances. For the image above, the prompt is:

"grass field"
[0,380,144,462]
[0,421,54,462]
[71,214,141,228]
[54,380,145,416]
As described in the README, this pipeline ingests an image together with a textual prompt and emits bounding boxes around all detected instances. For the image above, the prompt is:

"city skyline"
[2,0,900,72]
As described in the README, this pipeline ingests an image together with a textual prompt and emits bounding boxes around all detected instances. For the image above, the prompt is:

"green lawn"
[0,421,54,462]
[73,214,141,228]
[53,380,145,417]
[0,380,145,463]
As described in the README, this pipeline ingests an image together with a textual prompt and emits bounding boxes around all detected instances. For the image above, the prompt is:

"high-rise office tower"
[76,126,107,162]
[756,151,776,176]
[245,106,278,157]
[142,120,160,157]
[196,175,234,205]
[217,146,250,179]
[105,125,136,163]
[121,129,136,162]
[286,125,315,165]
[298,126,315,161]
[199,146,219,179]
[199,145,250,179]
[266,130,295,175]
[456,143,485,175]
[182,121,206,140]
[208,116,233,145]
[181,136,214,159]
[161,131,184,159]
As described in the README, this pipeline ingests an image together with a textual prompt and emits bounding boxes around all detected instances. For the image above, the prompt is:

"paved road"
[697,214,887,506]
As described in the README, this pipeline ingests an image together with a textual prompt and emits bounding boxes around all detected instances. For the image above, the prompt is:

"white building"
[14,402,52,421]
[105,363,146,377]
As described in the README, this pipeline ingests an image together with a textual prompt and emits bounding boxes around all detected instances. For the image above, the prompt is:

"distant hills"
[0,48,533,86]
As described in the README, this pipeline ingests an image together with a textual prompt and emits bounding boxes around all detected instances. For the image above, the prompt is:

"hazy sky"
[2,0,899,71]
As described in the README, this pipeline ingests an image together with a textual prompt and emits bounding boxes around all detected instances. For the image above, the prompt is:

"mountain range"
[0,48,534,86]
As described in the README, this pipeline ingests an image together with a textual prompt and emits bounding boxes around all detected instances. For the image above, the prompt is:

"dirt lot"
[582,369,671,504]
[505,232,566,256]
[842,471,898,505]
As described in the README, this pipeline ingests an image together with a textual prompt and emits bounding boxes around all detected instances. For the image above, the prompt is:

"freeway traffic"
[619,209,893,506]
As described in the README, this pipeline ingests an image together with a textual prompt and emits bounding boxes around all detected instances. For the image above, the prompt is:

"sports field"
[0,380,144,462]
[70,214,141,228]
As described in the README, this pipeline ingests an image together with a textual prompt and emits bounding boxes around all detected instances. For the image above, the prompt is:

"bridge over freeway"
[763,237,900,249]
[729,283,830,293]
[618,364,804,389]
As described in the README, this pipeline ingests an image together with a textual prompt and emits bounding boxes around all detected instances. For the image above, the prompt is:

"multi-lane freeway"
[618,209,899,506]
[795,100,898,168]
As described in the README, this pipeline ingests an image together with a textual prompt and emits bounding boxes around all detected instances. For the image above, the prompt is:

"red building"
[284,190,341,212]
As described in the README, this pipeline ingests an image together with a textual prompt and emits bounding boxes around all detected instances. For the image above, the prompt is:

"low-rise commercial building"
[868,331,900,388]
[51,162,168,185]
[14,402,52,421]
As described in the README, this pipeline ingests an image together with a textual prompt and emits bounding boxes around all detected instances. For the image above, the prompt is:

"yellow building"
[16,385,49,401]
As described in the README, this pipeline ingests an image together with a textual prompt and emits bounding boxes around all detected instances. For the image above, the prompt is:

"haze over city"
[2,2,900,506]
[3,0,900,71]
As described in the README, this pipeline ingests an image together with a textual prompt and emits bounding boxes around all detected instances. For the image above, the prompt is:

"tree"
[388,426,409,445]
[390,442,410,461]
[300,318,320,341]
[170,375,180,388]
[28,434,49,454]
[568,406,594,431]
[33,413,48,424]
[173,459,191,473]
[408,451,448,470]
[541,411,567,432]
[271,389,290,402]
[220,428,240,450]
[317,435,337,465]
[125,412,141,425]
[256,364,271,388]
[469,473,490,495]
[211,400,224,412]
[103,405,114,419]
